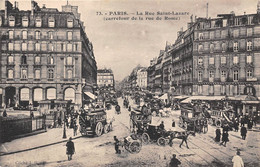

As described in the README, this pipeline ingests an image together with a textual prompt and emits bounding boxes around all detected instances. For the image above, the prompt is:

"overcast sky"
[0,0,258,81]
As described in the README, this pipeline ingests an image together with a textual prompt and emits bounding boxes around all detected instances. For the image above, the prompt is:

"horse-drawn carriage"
[129,107,152,133]
[179,102,208,133]
[79,108,112,136]
[208,107,235,129]
[140,124,171,146]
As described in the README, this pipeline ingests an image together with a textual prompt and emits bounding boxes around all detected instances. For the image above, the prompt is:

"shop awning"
[242,100,260,104]
[84,92,96,99]
[173,95,189,100]
[181,96,225,103]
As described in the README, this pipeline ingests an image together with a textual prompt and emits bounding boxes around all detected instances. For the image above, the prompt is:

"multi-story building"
[0,0,97,108]
[136,68,147,89]
[154,51,164,93]
[97,69,114,90]
[171,22,194,96]
[193,7,260,97]
[147,57,156,91]
[162,43,172,93]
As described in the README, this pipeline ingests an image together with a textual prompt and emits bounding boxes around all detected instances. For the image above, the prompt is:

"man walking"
[220,131,229,147]
[114,136,120,154]
[240,125,247,140]
[169,154,181,167]
[215,128,221,142]
[66,137,75,161]
[232,150,244,167]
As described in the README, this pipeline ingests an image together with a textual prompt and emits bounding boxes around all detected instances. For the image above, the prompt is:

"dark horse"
[167,131,195,149]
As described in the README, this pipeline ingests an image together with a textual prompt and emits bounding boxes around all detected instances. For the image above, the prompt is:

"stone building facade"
[97,69,114,90]
[0,0,97,108]
[136,68,147,89]
[193,11,260,97]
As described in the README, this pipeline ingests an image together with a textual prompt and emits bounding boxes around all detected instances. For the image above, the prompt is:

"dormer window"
[9,16,15,27]
[35,17,42,27]
[67,18,73,28]
[48,17,55,28]
[22,16,29,27]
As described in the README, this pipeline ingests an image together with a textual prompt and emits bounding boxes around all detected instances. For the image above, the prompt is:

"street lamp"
[62,106,67,139]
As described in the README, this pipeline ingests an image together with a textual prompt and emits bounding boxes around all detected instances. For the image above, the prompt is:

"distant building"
[136,68,147,89]
[97,69,114,90]
[0,0,97,108]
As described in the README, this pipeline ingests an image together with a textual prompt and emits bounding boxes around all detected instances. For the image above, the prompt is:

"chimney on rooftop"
[31,0,34,16]
[42,4,46,8]
[5,0,8,20]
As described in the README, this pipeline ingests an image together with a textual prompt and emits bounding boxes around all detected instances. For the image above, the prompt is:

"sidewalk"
[0,127,81,156]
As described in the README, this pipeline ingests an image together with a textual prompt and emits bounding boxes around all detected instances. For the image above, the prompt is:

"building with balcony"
[0,0,97,108]
[192,9,260,97]
[136,68,147,89]
[171,21,194,96]
[97,68,114,90]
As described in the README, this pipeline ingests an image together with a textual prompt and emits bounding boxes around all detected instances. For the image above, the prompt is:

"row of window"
[197,27,256,40]
[197,69,253,82]
[0,16,74,28]
[7,30,75,40]
[7,69,74,79]
[7,42,79,52]
[197,41,253,52]
[7,55,74,65]
[197,85,241,95]
[198,55,253,65]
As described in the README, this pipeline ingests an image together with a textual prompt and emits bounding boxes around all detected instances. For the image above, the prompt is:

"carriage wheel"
[157,137,166,146]
[95,122,103,136]
[129,141,141,153]
[184,122,188,130]
[141,133,150,144]
[103,124,109,133]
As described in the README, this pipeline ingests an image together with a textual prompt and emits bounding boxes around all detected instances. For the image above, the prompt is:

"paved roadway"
[0,98,259,167]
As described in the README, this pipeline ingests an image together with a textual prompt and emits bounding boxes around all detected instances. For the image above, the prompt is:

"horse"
[167,130,195,149]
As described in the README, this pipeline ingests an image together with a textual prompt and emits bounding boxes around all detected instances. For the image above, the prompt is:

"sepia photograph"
[0,0,259,166]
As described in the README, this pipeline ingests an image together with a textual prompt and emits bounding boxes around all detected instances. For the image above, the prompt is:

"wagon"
[79,108,112,136]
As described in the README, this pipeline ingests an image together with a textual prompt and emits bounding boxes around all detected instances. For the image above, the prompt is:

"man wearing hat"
[169,154,181,167]
[66,137,75,161]
[232,150,244,167]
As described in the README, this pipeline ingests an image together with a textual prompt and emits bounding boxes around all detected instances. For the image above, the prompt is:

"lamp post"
[62,106,67,139]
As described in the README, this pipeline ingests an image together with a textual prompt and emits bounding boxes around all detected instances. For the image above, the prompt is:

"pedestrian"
[114,136,120,154]
[172,119,175,127]
[58,116,62,128]
[2,109,7,117]
[240,125,247,140]
[30,111,34,119]
[247,119,253,129]
[234,120,239,132]
[169,154,181,167]
[232,150,244,167]
[220,131,229,147]
[73,124,78,136]
[215,128,221,142]
[128,106,131,112]
[203,119,208,133]
[240,116,245,127]
[66,137,75,161]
